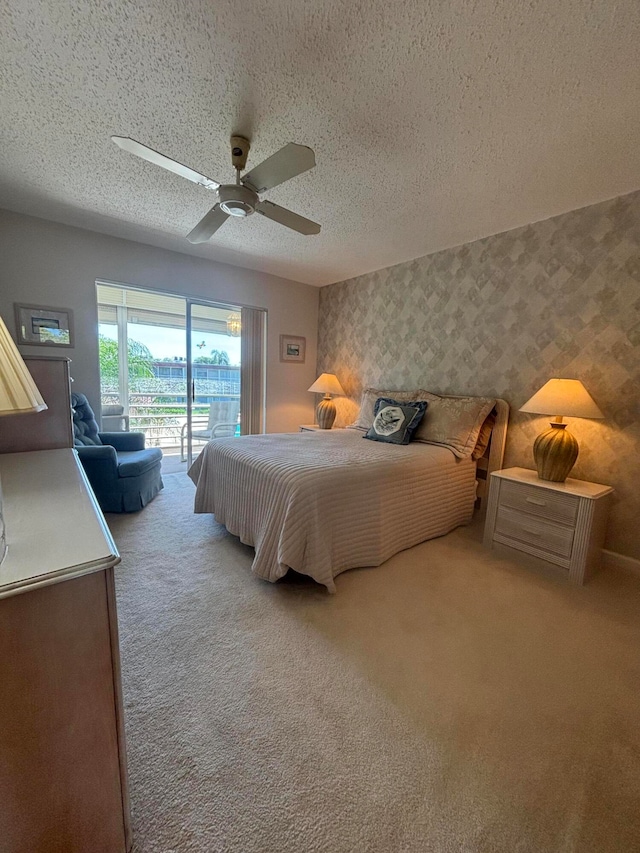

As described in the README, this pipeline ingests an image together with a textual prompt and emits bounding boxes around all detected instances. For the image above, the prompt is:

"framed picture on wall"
[279,334,306,363]
[14,303,75,348]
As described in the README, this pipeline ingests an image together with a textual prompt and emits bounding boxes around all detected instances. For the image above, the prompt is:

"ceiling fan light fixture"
[217,184,257,218]
[220,201,250,217]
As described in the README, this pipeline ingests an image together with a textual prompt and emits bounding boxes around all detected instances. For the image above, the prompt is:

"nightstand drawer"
[495,506,574,558]
[500,480,578,526]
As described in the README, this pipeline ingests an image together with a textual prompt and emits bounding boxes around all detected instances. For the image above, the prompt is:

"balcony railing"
[101,383,240,448]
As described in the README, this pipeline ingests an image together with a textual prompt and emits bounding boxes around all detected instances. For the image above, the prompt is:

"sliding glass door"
[97,286,189,453]
[185,302,242,466]
[97,283,254,470]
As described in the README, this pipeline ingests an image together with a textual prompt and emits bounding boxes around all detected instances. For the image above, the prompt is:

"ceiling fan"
[111,134,321,243]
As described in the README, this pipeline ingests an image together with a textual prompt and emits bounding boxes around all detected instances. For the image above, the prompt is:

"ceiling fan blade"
[241,143,316,193]
[256,200,321,235]
[112,136,220,190]
[186,204,229,243]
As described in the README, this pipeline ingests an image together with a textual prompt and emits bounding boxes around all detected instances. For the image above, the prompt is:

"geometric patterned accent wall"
[318,190,640,560]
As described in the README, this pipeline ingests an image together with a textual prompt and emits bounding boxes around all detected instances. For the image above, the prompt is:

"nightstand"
[483,467,613,584]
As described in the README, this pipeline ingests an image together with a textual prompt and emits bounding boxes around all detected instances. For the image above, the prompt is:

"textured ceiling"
[1,1,639,286]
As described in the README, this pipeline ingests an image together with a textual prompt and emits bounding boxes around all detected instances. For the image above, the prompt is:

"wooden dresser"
[0,357,132,852]
[0,355,73,452]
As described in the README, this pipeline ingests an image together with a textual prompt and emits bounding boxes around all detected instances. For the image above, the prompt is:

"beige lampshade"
[307,373,345,397]
[520,379,603,420]
[0,315,47,416]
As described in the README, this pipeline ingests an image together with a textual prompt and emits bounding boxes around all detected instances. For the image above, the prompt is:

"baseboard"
[602,549,640,577]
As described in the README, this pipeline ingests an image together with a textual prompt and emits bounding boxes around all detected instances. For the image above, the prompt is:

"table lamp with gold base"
[307,373,345,430]
[519,378,604,483]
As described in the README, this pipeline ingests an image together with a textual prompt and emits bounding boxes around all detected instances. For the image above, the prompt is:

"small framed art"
[14,303,75,348]
[279,334,306,363]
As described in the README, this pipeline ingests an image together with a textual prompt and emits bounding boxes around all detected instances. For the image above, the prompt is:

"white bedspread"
[188,429,477,592]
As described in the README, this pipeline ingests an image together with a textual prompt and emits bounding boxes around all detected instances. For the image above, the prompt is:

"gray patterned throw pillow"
[364,397,428,445]
[346,388,430,431]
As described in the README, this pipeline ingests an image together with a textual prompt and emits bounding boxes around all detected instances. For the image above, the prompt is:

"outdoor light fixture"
[226,312,241,337]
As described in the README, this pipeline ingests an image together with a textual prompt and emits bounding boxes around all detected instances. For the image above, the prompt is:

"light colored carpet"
[107,473,640,853]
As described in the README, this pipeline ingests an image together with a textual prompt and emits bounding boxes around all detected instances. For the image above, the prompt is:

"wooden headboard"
[476,398,509,503]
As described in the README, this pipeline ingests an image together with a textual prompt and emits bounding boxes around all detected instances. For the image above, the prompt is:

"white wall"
[0,209,319,432]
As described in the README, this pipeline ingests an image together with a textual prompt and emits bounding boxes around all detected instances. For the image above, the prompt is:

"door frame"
[96,280,253,465]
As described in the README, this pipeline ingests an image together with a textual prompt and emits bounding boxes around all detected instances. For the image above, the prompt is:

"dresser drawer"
[499,480,578,526]
[495,506,574,558]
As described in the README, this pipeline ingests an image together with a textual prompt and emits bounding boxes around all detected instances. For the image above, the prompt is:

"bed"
[189,395,509,593]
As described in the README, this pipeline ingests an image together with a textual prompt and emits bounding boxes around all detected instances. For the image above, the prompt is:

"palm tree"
[193,349,231,365]
[99,334,154,382]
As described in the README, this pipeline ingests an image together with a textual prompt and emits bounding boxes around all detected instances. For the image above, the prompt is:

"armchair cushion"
[116,448,163,478]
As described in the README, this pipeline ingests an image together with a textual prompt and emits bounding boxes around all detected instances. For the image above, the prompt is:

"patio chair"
[181,399,240,462]
[101,403,130,432]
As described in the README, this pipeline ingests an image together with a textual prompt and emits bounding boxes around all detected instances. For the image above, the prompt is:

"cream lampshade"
[0,314,48,563]
[520,378,603,482]
[307,373,345,429]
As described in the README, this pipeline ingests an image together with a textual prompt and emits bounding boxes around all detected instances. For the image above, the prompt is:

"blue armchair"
[72,393,163,512]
